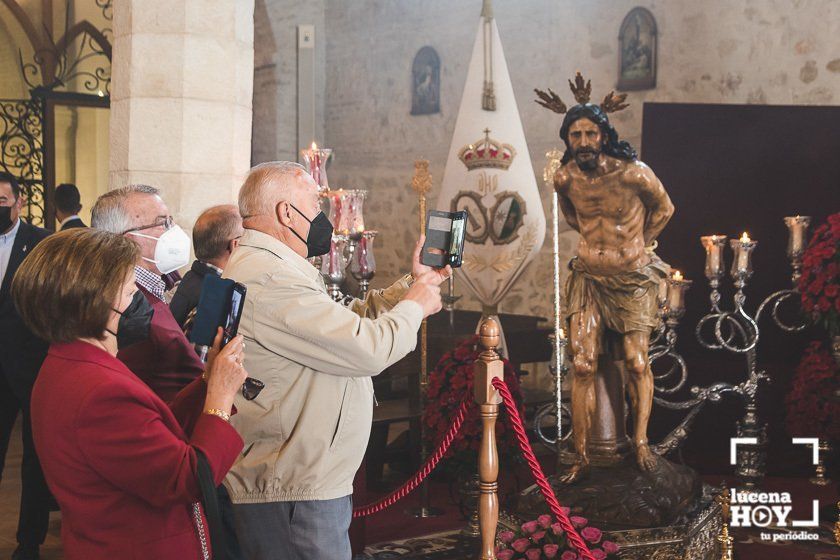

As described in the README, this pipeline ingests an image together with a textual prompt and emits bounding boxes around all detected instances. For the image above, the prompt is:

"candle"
[666,273,692,316]
[737,232,750,271]
[730,233,757,278]
[701,235,727,279]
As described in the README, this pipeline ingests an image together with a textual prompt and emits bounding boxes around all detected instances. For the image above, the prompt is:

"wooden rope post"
[475,317,503,560]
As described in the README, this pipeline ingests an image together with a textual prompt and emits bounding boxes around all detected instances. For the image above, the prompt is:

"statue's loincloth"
[564,254,670,335]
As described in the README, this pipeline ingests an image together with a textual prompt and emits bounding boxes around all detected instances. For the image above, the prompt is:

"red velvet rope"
[352,397,470,518]
[492,377,595,560]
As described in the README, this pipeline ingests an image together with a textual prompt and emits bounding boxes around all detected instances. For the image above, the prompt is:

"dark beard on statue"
[574,147,601,171]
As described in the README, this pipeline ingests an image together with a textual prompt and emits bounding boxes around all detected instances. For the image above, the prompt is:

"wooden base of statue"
[520,356,701,528]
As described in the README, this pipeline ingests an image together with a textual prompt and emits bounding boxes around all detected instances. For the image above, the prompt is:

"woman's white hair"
[239,161,308,218]
[91,184,160,233]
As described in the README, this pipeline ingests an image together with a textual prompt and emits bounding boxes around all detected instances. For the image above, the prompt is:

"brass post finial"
[412,159,432,197]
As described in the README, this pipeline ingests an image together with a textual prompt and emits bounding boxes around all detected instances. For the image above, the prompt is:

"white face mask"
[128,224,191,274]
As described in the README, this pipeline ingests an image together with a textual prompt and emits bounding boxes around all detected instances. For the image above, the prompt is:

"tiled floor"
[0,420,63,559]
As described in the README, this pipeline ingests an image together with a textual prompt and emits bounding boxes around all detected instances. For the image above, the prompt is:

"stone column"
[110,0,254,227]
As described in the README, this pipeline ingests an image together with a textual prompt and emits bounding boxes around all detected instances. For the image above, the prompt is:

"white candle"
[701,235,726,279]
[668,272,688,312]
[737,232,750,271]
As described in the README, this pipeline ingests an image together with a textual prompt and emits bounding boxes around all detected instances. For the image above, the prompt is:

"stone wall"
[110,0,254,229]
[252,0,326,164]
[256,0,840,321]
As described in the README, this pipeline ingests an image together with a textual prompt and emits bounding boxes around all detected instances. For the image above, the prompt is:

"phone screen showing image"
[449,214,466,267]
[223,285,246,345]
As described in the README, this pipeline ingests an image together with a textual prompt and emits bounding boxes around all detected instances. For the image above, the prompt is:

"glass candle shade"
[783,216,811,260]
[666,273,692,316]
[730,234,758,279]
[350,230,377,283]
[701,235,727,281]
[301,143,332,192]
[347,190,367,240]
[320,234,348,286]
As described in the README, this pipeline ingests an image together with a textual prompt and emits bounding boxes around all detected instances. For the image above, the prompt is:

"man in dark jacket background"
[54,183,87,230]
[0,172,52,560]
[170,204,243,327]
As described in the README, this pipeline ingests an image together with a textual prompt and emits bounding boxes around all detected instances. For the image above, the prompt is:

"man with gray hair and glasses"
[223,161,448,560]
[91,185,204,402]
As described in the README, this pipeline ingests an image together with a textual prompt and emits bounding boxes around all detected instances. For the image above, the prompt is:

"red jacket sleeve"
[74,383,243,507]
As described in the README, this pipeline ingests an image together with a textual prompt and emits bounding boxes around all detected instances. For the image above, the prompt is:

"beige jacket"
[221,229,423,503]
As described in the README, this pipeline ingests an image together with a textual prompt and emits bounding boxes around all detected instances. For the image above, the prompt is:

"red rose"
[512,538,530,552]
[818,297,831,311]
[825,284,839,298]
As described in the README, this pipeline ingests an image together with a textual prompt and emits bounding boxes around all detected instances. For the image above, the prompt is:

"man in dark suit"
[170,204,243,327]
[54,183,86,230]
[0,172,52,560]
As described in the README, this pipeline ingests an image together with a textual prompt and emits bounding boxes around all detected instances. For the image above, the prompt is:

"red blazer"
[118,285,205,403]
[31,340,243,560]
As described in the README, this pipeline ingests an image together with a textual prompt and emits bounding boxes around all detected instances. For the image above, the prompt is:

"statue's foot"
[557,461,590,485]
[636,444,658,472]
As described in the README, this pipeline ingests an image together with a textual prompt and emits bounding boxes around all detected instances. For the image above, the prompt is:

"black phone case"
[421,210,467,268]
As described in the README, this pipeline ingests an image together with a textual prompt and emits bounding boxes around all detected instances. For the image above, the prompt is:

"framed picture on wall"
[618,7,657,91]
[411,46,440,115]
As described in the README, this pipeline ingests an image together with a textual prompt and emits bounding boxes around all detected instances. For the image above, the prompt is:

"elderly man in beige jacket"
[223,161,448,560]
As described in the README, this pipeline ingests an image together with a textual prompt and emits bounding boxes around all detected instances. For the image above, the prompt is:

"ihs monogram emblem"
[451,171,526,246]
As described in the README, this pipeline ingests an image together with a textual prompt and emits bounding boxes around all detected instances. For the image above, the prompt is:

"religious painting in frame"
[617,7,657,91]
[411,46,440,115]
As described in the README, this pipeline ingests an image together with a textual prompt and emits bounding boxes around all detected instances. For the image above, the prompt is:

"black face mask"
[287,203,333,258]
[0,206,13,232]
[107,291,154,349]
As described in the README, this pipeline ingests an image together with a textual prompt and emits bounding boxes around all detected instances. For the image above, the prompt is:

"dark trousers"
[0,364,51,547]
[217,484,243,560]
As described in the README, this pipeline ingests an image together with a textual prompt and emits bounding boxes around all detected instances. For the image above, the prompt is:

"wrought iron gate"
[0,96,46,225]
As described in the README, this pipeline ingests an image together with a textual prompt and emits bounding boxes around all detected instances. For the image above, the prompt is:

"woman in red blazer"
[12,228,247,559]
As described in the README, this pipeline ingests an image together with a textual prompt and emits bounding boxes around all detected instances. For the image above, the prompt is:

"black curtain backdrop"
[640,102,840,475]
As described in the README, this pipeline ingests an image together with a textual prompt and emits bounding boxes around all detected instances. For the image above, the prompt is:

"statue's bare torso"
[555,156,668,276]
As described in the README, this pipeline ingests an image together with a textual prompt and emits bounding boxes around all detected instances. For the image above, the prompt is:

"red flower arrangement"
[495,513,620,560]
[799,212,840,335]
[423,336,524,463]
[785,340,840,441]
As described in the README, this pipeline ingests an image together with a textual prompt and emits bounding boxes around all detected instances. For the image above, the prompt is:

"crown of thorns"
[533,72,629,114]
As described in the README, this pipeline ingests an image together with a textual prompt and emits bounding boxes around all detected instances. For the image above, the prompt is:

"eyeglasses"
[123,215,174,234]
[242,377,265,401]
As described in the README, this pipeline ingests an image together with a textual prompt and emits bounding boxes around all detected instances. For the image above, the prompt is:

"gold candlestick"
[411,160,432,391]
[407,159,441,518]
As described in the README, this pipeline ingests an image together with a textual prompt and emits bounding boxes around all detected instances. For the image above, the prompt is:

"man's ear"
[275,200,294,227]
[229,237,240,253]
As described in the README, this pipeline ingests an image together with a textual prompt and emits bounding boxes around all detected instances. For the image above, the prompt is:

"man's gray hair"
[239,161,308,218]
[91,184,160,233]
[193,205,242,261]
